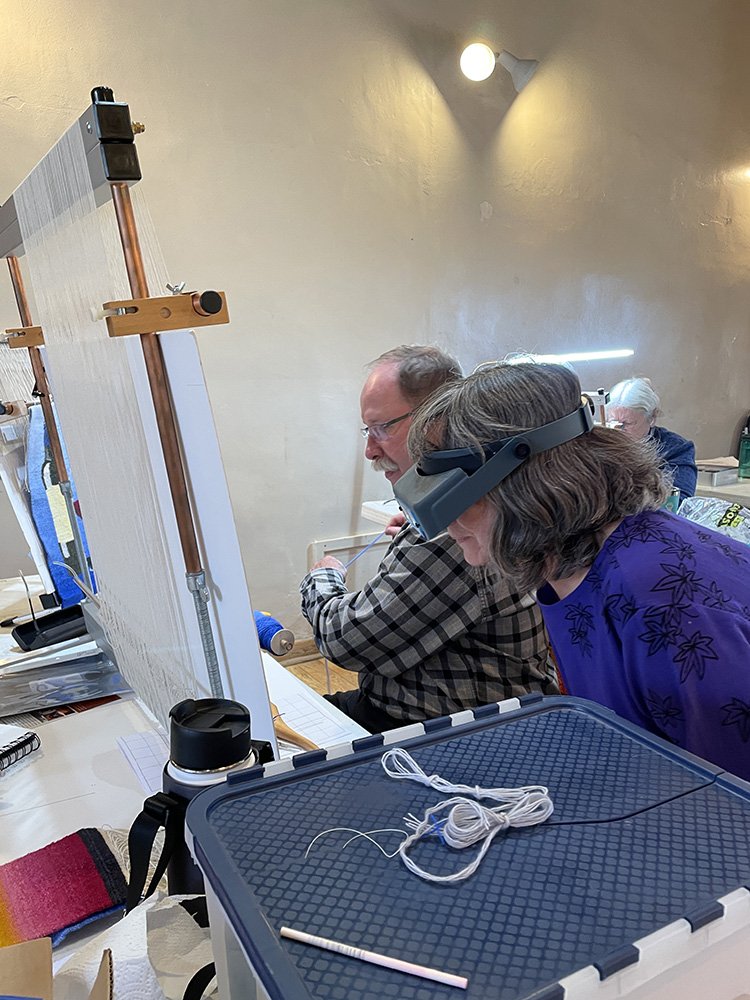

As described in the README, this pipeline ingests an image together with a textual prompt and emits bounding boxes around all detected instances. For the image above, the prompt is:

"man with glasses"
[299,345,556,732]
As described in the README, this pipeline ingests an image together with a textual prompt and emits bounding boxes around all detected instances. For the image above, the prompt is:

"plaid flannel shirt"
[300,524,556,723]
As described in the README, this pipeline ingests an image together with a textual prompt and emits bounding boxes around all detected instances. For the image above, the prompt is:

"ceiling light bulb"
[460,43,497,82]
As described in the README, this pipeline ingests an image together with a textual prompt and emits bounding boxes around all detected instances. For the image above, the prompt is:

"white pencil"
[279,925,469,990]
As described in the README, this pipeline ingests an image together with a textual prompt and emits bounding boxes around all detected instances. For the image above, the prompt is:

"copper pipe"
[6,256,69,483]
[110,183,201,575]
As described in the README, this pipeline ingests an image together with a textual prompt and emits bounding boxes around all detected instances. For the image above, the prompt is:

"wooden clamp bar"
[4,325,45,348]
[6,256,69,482]
[102,291,229,338]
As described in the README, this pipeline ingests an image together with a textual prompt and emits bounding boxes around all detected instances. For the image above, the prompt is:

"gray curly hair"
[407,362,669,592]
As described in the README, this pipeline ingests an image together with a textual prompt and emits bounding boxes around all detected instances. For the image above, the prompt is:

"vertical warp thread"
[13,125,204,726]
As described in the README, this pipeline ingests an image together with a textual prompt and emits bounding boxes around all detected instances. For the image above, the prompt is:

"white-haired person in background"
[607,377,697,502]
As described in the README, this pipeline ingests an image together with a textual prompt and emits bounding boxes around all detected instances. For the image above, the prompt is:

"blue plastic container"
[186,695,750,999]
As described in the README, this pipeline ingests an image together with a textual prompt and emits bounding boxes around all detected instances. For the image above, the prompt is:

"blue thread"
[254,611,285,651]
[419,818,448,844]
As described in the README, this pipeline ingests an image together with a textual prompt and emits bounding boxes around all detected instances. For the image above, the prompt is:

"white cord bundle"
[305,748,553,885]
[381,748,553,883]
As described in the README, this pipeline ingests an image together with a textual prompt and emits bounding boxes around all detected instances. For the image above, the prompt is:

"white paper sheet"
[117,730,170,794]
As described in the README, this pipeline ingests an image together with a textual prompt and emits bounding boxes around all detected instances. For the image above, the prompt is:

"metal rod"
[109,182,224,699]
[7,257,68,481]
[187,569,224,699]
[6,256,94,594]
[110,183,201,574]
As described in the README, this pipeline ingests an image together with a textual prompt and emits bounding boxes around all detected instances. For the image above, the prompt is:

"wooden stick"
[270,703,319,753]
[280,926,468,989]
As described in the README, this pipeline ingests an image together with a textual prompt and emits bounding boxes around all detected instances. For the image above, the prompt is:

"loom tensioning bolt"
[192,291,223,316]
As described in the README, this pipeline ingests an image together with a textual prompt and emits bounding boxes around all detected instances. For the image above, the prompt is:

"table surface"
[695,478,750,505]
[0,579,367,866]
[0,698,155,864]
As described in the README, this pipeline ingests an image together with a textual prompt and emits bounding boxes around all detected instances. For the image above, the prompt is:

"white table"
[695,479,750,507]
[361,498,400,525]
[0,698,155,864]
[0,661,366,865]
[0,643,367,988]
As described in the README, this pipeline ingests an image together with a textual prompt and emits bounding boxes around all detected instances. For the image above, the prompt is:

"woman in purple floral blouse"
[407,362,750,781]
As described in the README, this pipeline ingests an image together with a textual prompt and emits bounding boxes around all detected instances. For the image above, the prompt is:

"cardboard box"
[0,938,110,1000]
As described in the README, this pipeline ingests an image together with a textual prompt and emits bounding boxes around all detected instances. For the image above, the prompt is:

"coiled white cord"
[304,748,553,885]
[381,748,553,883]
[381,747,550,807]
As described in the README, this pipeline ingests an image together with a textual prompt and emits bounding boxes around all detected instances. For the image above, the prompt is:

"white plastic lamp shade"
[460,43,497,82]
[496,50,539,92]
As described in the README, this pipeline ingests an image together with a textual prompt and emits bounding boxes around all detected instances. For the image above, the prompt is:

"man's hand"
[385,513,407,537]
[311,554,347,576]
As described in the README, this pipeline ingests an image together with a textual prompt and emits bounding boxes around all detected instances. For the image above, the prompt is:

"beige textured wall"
[0,0,748,632]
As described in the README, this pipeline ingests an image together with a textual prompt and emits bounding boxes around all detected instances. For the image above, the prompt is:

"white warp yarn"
[13,124,204,726]
[0,342,34,402]
[306,748,553,884]
[381,748,553,883]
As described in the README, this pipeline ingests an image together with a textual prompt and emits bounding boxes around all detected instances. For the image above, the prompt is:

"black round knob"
[514,442,531,459]
[197,290,223,315]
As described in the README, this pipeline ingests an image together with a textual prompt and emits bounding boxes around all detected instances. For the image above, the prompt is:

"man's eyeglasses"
[360,411,413,442]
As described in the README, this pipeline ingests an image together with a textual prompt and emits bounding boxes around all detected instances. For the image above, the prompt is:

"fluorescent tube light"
[509,349,635,365]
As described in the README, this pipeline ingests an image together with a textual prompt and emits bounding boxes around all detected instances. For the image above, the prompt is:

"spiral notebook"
[0,725,41,774]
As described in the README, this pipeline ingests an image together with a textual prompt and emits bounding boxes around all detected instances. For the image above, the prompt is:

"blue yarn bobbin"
[254,611,295,656]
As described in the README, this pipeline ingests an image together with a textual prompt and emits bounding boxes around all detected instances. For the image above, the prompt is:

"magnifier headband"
[394,401,594,540]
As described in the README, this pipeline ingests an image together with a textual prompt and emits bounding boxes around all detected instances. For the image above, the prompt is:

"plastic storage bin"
[186,695,750,999]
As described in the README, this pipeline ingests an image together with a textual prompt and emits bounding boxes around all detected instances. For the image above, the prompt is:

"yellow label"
[717,504,745,529]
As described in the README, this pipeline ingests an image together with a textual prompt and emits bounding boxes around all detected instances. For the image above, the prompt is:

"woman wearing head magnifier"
[396,361,750,782]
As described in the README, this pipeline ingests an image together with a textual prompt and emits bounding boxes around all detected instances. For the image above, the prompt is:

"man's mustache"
[371,457,400,473]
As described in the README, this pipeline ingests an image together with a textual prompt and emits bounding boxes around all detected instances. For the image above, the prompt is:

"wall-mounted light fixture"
[459,42,538,92]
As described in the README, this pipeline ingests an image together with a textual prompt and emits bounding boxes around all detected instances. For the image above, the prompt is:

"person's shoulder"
[606,509,750,595]
[651,425,695,455]
[600,511,690,576]
[406,527,466,557]
[389,523,468,563]
[675,514,750,568]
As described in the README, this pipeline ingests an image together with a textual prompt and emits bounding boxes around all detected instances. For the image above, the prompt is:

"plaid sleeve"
[300,527,485,677]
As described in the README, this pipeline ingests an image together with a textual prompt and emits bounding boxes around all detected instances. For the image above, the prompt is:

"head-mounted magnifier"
[394,400,595,540]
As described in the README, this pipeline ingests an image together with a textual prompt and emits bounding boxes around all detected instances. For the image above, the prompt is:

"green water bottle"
[740,428,750,479]
[663,487,680,513]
